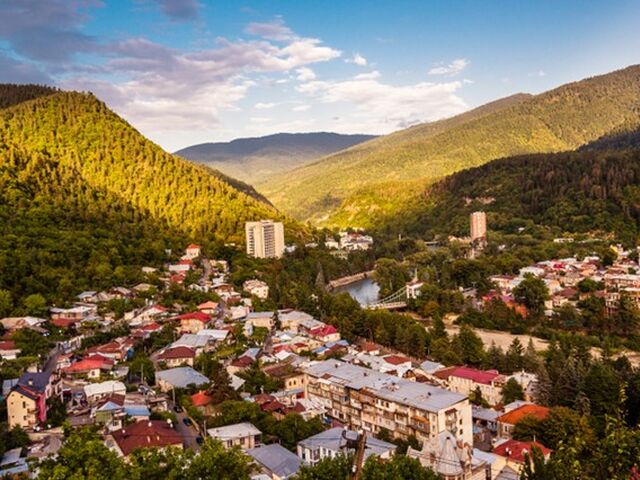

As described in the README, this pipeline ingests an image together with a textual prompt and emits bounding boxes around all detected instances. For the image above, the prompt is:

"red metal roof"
[493,439,552,463]
[191,390,214,407]
[497,404,550,425]
[111,420,183,456]
[435,366,502,385]
[157,346,196,360]
[384,354,411,365]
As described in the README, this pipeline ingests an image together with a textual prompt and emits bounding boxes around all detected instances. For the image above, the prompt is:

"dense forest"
[261,65,640,227]
[0,85,300,312]
[379,147,640,245]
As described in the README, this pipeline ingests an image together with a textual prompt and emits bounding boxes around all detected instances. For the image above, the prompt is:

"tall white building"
[470,211,487,242]
[245,220,285,259]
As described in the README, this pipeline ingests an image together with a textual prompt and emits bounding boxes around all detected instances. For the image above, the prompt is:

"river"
[333,277,380,306]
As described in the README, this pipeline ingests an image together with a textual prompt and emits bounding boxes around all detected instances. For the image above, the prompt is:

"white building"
[243,279,270,299]
[208,422,262,450]
[470,211,487,242]
[245,220,285,259]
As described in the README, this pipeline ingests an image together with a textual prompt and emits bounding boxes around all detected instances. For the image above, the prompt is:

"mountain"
[0,85,296,310]
[175,132,376,184]
[260,65,640,227]
[389,146,640,245]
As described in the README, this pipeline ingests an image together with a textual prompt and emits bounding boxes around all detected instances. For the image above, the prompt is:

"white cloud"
[296,66,316,81]
[528,70,546,77]
[428,58,469,76]
[255,102,276,109]
[62,21,341,150]
[292,104,310,112]
[346,52,367,66]
[245,17,294,41]
[250,117,271,123]
[296,72,467,133]
[353,70,380,81]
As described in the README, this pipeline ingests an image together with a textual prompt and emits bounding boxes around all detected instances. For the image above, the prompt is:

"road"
[172,404,202,452]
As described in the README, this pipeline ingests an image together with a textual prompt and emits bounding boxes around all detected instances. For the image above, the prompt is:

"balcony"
[410,416,430,433]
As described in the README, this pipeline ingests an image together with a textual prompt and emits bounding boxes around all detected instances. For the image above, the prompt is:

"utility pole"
[351,431,367,480]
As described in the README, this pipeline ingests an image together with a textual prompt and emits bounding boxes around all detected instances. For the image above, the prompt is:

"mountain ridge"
[260,65,640,227]
[176,132,376,184]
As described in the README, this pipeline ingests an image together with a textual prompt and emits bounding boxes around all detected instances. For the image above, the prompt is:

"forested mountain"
[384,148,640,245]
[260,65,640,227]
[0,85,295,310]
[176,132,375,184]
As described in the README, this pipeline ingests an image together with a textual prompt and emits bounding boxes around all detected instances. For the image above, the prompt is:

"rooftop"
[247,444,301,479]
[305,360,467,413]
[207,422,261,440]
[111,420,183,456]
[493,439,552,463]
[156,367,209,389]
[497,404,550,425]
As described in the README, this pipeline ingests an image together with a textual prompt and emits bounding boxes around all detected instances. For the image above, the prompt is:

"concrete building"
[303,360,473,445]
[470,211,487,242]
[245,220,285,259]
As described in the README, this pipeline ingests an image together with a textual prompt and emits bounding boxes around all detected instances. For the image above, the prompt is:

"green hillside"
[0,85,296,310]
[387,145,640,245]
[260,65,640,227]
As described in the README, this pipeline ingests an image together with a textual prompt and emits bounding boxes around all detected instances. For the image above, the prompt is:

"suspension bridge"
[365,287,408,310]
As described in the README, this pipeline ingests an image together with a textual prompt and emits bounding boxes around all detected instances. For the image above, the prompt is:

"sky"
[1,1,640,152]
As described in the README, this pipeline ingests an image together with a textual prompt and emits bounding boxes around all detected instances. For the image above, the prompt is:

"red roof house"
[110,420,184,456]
[493,439,552,464]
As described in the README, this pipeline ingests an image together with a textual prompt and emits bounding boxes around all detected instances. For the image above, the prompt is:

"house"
[7,385,46,429]
[0,448,29,477]
[84,381,126,404]
[184,244,201,259]
[493,439,551,467]
[297,427,395,466]
[279,310,316,331]
[243,280,270,300]
[92,394,125,431]
[50,305,96,322]
[358,341,381,356]
[85,339,134,362]
[407,431,486,480]
[171,334,210,353]
[246,311,275,330]
[63,354,114,379]
[0,316,46,333]
[168,260,193,273]
[190,390,215,414]
[497,404,549,439]
[108,420,183,457]
[197,301,220,316]
[155,346,196,368]
[247,444,302,479]
[308,324,340,343]
[435,366,506,406]
[197,329,229,343]
[0,340,20,360]
[6,371,57,429]
[155,366,209,392]
[175,312,211,334]
[207,422,262,450]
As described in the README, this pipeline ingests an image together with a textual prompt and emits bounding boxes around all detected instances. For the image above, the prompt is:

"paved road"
[173,405,202,452]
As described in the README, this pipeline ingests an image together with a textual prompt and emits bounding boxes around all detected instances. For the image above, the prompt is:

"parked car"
[173,405,183,413]
[182,417,192,426]
[196,435,204,445]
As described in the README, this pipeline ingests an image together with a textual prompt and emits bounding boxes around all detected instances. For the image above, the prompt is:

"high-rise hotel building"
[470,211,487,242]
[245,220,285,258]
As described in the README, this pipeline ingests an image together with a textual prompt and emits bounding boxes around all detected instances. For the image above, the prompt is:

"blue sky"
[1,0,639,151]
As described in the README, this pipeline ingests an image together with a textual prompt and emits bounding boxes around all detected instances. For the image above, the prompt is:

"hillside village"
[2,226,640,479]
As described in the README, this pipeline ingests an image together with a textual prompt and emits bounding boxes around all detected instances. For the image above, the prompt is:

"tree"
[455,325,485,366]
[0,289,13,317]
[513,274,549,319]
[614,293,640,336]
[512,415,544,442]
[361,454,439,479]
[502,378,525,404]
[35,429,128,479]
[296,454,352,480]
[184,439,253,480]
[21,293,47,317]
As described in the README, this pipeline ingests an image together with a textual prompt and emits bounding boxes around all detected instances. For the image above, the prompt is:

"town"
[1,211,640,480]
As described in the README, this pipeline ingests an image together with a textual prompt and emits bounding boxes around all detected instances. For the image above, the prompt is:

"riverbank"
[326,270,374,290]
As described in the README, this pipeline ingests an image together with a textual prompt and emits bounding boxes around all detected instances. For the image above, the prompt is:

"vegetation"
[261,66,640,227]
[0,84,299,311]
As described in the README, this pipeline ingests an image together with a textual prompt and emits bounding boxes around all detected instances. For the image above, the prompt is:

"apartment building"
[245,220,285,259]
[303,360,472,445]
[470,211,487,242]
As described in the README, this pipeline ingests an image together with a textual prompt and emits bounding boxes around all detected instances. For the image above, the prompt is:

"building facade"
[303,360,473,445]
[245,220,285,259]
[470,211,487,242]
